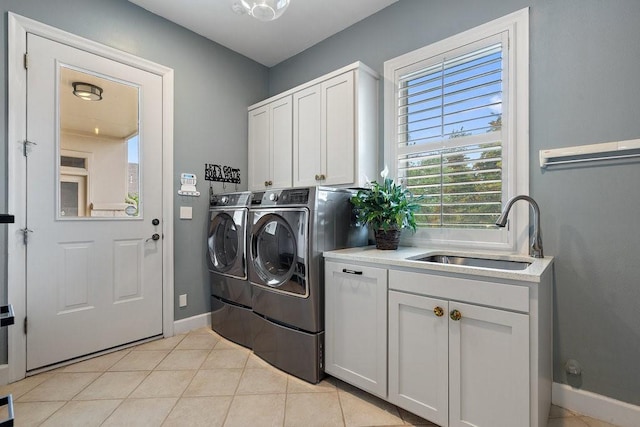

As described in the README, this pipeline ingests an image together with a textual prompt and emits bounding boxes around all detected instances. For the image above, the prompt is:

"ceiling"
[61,68,138,139]
[127,0,398,67]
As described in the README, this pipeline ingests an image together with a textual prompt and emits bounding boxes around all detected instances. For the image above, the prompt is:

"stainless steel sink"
[413,255,531,271]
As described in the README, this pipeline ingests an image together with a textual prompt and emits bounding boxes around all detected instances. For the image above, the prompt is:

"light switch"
[180,206,192,219]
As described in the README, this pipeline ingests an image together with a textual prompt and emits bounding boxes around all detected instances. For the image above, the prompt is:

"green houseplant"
[351,168,422,250]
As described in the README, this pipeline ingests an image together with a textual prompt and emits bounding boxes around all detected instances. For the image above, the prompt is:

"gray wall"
[269,0,640,407]
[2,0,639,409]
[0,0,268,332]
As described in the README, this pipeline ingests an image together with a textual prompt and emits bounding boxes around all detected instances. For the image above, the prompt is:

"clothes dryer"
[208,191,253,348]
[248,187,367,383]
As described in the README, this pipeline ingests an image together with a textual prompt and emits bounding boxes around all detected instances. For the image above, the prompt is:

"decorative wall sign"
[204,164,241,184]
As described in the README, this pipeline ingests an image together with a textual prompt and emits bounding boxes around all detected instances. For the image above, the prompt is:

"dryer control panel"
[259,188,310,206]
[210,191,251,207]
[279,188,310,205]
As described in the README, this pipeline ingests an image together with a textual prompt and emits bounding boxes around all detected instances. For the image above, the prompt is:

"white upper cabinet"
[293,71,359,187]
[292,83,322,186]
[248,95,292,191]
[248,62,379,190]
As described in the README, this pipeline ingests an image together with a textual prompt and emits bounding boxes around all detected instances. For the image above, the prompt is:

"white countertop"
[323,246,554,283]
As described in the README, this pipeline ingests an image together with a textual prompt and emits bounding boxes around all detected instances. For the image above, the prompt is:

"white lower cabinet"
[448,301,529,427]
[324,261,387,398]
[388,291,449,426]
[389,290,530,427]
[324,258,551,427]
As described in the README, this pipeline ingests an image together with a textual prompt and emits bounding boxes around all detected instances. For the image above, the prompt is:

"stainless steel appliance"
[248,186,367,383]
[208,191,253,348]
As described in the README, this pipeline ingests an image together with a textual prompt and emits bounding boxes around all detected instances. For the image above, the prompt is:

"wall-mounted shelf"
[539,138,640,168]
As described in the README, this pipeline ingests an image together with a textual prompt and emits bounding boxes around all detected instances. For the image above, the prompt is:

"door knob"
[146,233,160,242]
[152,218,160,226]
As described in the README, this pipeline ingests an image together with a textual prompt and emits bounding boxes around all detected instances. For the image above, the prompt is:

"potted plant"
[351,168,422,250]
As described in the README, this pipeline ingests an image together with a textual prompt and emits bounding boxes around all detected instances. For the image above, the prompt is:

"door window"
[252,213,307,296]
[58,66,140,218]
[208,212,240,272]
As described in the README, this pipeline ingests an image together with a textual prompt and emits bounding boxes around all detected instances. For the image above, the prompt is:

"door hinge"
[21,228,33,245]
[24,317,28,334]
[23,53,28,69]
[23,139,37,157]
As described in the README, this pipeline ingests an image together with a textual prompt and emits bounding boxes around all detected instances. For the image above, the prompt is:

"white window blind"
[396,39,505,229]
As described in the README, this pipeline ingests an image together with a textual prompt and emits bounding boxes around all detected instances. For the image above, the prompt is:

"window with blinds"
[396,41,505,229]
[384,8,528,251]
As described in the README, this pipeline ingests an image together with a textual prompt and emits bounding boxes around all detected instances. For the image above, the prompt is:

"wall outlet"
[179,294,187,307]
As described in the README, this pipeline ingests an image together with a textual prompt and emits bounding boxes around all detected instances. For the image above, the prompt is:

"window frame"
[384,8,529,253]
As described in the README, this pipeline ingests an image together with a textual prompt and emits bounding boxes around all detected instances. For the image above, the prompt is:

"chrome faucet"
[495,195,544,258]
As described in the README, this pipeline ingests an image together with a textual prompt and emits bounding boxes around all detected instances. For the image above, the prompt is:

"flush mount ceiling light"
[240,0,290,22]
[72,82,103,101]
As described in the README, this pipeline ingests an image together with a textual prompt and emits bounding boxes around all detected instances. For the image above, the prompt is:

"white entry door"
[25,33,164,370]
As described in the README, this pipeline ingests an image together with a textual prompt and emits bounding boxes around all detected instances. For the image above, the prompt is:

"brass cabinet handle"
[450,309,462,321]
[433,306,444,317]
[315,174,320,181]
[264,180,269,187]
[320,174,326,180]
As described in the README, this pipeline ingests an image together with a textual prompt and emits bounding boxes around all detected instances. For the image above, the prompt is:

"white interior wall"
[62,131,128,207]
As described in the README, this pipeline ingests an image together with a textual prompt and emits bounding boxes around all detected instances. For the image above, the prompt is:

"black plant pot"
[374,228,401,250]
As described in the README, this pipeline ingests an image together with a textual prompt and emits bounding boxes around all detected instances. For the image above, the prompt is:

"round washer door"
[208,211,246,278]
[250,211,307,296]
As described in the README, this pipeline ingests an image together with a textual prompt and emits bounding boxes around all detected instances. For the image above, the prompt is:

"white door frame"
[6,12,175,382]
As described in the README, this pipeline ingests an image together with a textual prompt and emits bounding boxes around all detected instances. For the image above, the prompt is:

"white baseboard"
[173,312,211,335]
[552,382,640,427]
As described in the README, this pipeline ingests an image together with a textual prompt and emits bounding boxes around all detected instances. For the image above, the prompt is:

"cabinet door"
[270,96,293,189]
[448,302,529,427]
[293,84,322,187]
[248,105,270,191]
[322,71,355,186]
[324,261,387,398]
[388,291,449,427]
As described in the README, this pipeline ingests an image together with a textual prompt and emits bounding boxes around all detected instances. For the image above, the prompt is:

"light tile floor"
[0,327,621,427]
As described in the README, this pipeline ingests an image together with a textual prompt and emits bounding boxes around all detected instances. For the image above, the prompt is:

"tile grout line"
[211,333,244,427]
[30,353,133,425]
[335,381,348,427]
[5,328,622,427]
[98,351,154,427]
[158,339,213,426]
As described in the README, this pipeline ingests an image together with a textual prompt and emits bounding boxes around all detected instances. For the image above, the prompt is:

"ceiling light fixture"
[72,82,103,101]
[240,0,290,22]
